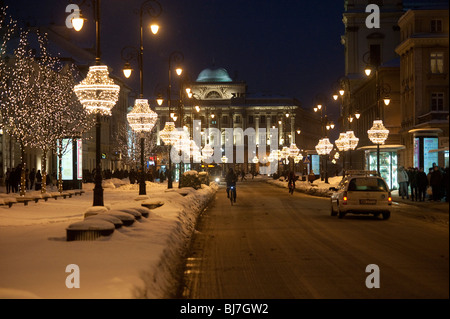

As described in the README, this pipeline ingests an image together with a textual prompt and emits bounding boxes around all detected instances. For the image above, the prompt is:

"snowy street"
[0,180,217,298]
[181,179,449,299]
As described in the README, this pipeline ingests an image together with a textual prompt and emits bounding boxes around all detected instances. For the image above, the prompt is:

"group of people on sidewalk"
[397,164,448,202]
[3,164,45,194]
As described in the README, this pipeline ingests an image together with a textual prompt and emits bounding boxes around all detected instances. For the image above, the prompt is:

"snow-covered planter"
[141,199,164,210]
[85,214,123,228]
[179,170,201,189]
[105,211,135,226]
[66,219,115,241]
[84,206,109,218]
[116,209,142,220]
[198,171,210,186]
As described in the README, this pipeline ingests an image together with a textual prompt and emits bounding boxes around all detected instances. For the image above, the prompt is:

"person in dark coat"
[416,167,428,202]
[29,168,36,190]
[5,168,11,194]
[35,170,42,191]
[429,166,442,202]
[407,167,418,201]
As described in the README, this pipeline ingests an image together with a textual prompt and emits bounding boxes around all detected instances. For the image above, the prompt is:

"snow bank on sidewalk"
[266,176,342,197]
[0,180,218,299]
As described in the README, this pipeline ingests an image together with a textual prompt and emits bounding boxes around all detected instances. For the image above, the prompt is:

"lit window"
[430,52,444,74]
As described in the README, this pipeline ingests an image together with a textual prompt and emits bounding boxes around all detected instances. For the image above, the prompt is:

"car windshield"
[347,177,388,192]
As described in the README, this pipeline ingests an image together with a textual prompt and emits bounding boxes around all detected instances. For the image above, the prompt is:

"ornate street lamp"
[127,99,158,196]
[368,120,389,174]
[315,138,333,183]
[72,0,120,206]
[160,121,177,186]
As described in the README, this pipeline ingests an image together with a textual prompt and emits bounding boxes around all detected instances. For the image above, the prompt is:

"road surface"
[179,179,449,299]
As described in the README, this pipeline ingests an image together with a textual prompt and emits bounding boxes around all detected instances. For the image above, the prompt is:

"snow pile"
[0,179,218,299]
[266,176,342,197]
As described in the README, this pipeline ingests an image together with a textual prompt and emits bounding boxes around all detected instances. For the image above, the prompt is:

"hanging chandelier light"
[127,99,158,132]
[281,146,290,159]
[346,130,359,150]
[159,121,177,146]
[252,156,259,164]
[294,154,303,163]
[368,120,389,145]
[316,138,334,155]
[288,143,300,158]
[221,155,228,164]
[334,133,350,152]
[74,65,120,116]
[202,143,214,159]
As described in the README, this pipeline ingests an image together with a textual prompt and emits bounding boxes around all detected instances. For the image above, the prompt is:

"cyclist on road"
[226,168,238,201]
[287,171,298,194]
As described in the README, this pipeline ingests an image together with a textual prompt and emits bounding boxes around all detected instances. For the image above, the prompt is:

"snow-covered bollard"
[66,219,115,241]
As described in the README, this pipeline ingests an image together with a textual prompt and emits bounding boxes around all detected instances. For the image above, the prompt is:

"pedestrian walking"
[416,167,428,202]
[397,166,409,199]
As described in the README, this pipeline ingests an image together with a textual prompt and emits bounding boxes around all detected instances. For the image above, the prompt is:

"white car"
[329,172,392,220]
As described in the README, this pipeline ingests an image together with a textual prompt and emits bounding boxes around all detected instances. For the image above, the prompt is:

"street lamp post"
[73,0,120,206]
[167,51,184,188]
[121,0,161,196]
[364,54,391,175]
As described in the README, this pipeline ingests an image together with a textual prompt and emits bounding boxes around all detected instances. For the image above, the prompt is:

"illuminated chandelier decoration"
[190,140,200,157]
[74,65,120,115]
[281,146,290,159]
[288,143,300,158]
[221,155,228,164]
[334,133,350,152]
[315,138,334,155]
[294,154,303,163]
[172,129,190,152]
[367,120,389,145]
[202,143,214,159]
[252,156,259,164]
[127,99,158,132]
[159,122,177,146]
[346,130,359,150]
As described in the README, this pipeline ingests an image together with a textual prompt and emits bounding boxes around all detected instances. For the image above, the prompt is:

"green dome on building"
[196,67,233,82]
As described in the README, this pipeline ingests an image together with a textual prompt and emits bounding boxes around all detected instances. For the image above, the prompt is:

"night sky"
[3,0,345,116]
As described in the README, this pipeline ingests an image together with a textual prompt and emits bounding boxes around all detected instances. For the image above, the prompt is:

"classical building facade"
[154,67,320,175]
[395,7,449,170]
[339,0,448,189]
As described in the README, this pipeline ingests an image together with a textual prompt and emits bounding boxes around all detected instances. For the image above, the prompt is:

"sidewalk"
[390,190,449,214]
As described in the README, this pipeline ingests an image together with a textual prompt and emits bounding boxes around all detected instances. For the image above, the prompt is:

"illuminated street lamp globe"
[334,133,350,152]
[368,120,389,145]
[346,130,359,151]
[74,65,120,116]
[126,99,158,132]
[221,155,228,164]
